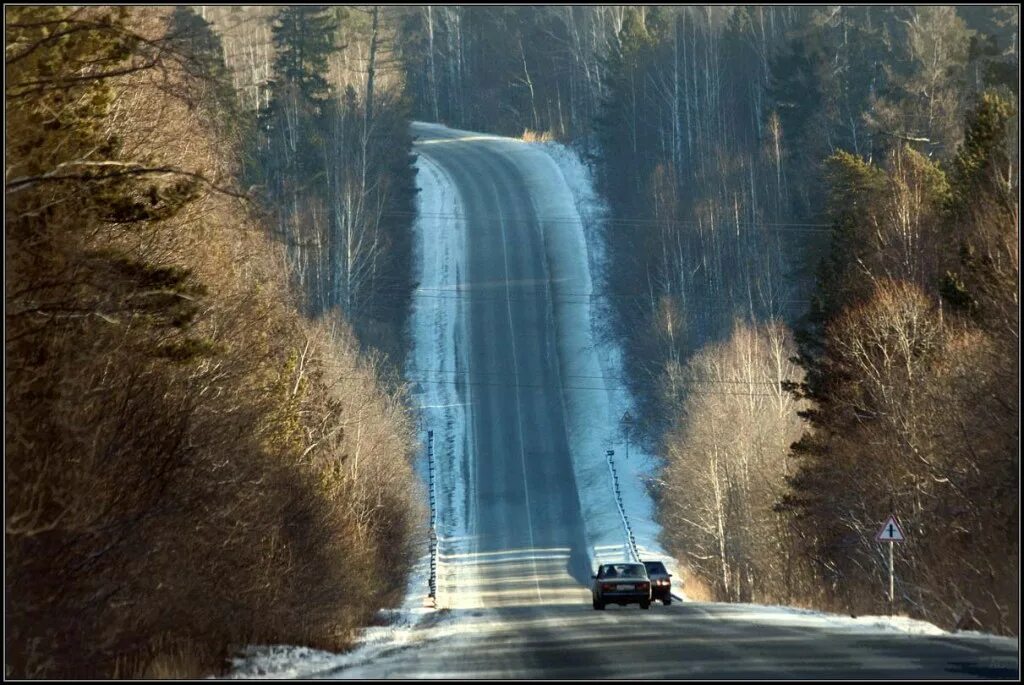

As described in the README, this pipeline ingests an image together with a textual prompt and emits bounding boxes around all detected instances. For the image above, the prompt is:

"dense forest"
[196,5,418,362]
[394,5,1019,633]
[6,6,422,678]
[5,5,1020,678]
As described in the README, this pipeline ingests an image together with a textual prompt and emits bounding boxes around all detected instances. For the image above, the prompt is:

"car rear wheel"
[593,599,605,610]
[640,601,650,610]
[663,597,672,606]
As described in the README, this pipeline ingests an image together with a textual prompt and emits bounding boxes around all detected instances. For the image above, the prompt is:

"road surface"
[325,123,1019,679]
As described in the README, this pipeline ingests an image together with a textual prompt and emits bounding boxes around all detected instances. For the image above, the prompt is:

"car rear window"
[600,564,648,578]
[644,561,667,574]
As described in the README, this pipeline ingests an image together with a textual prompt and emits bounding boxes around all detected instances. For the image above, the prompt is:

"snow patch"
[226,555,450,678]
[408,151,477,609]
[408,125,679,593]
[528,140,683,591]
[227,136,476,679]
[707,601,1019,646]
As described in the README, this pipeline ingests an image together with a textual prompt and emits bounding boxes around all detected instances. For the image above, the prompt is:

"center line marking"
[493,175,542,603]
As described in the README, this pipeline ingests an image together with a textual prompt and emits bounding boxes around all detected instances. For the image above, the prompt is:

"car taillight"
[639,582,649,590]
[602,583,615,592]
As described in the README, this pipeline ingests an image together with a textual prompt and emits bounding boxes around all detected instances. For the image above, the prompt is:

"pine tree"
[270,5,337,105]
[940,92,1017,326]
[260,5,339,191]
[595,6,658,204]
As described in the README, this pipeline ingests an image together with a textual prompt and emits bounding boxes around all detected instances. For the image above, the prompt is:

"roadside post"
[875,514,906,615]
[622,411,633,461]
[427,429,437,605]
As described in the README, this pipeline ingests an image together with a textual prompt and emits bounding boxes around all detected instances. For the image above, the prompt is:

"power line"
[322,362,795,393]
[394,208,835,226]
[292,272,813,301]
[343,296,810,320]
[398,365,785,387]
[286,278,813,309]
[296,289,811,318]
[293,273,812,301]
[335,368,793,398]
[403,292,809,306]
[389,209,836,233]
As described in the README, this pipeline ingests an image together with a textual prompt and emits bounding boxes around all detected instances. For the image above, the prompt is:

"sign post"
[875,514,906,615]
[888,542,893,615]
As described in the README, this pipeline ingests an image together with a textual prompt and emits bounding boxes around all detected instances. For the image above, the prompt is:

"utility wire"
[323,363,796,395]
[395,364,785,387]
[295,273,812,302]
[390,209,835,233]
[342,370,794,398]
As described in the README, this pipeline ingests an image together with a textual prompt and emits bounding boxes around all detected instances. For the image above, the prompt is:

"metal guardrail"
[606,449,686,603]
[606,449,641,563]
[427,429,437,601]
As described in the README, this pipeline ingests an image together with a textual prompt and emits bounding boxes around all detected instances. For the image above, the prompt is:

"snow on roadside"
[407,142,476,609]
[707,602,1019,646]
[226,133,472,678]
[226,555,456,679]
[225,126,1013,678]
[411,124,684,605]
[411,124,678,607]
[538,142,668,559]
[524,140,1022,642]
[487,136,683,590]
[530,144,1022,644]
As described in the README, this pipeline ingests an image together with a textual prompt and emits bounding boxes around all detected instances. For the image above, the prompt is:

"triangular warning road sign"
[875,514,906,542]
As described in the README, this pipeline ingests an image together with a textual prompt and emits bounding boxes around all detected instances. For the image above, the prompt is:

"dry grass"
[5,7,426,677]
[111,636,214,679]
[677,568,716,603]
[521,128,556,142]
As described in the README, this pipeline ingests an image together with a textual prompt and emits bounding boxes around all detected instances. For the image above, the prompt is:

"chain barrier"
[606,449,641,563]
[427,429,437,601]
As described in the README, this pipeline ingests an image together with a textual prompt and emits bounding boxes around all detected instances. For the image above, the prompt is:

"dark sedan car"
[643,560,674,605]
[591,563,651,610]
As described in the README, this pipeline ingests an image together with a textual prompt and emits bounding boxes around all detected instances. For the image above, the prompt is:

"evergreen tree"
[270,5,337,105]
[941,92,1017,326]
[261,5,339,191]
[596,7,659,204]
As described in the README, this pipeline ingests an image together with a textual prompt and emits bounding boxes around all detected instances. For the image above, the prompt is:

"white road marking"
[493,175,542,603]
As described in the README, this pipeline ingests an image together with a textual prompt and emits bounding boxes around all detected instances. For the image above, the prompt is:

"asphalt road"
[330,123,1019,679]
